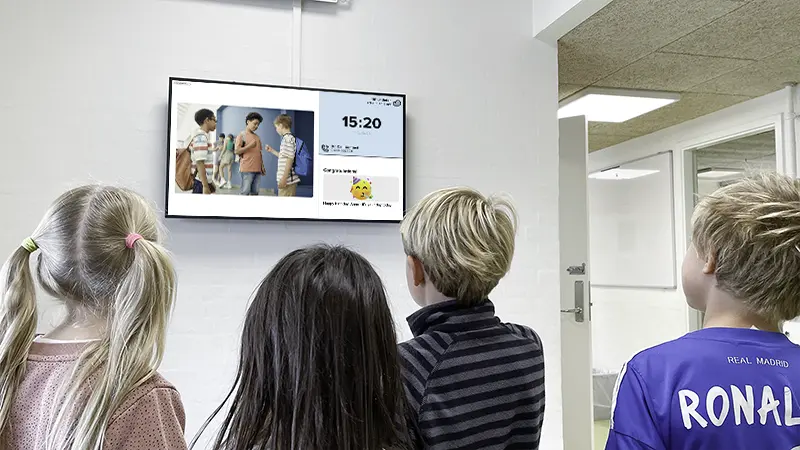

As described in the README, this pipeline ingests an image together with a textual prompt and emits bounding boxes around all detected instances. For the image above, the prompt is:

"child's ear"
[703,253,717,274]
[408,256,426,286]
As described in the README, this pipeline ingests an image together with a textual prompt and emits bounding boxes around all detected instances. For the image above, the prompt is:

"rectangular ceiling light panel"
[558,88,681,123]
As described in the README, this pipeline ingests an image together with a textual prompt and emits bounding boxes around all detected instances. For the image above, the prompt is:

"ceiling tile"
[559,84,584,101]
[593,52,752,91]
[558,0,747,85]
[687,45,800,97]
[587,92,752,140]
[661,0,800,60]
[589,122,639,137]
[588,134,635,152]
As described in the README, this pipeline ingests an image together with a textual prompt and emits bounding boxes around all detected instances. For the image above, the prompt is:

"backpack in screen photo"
[291,135,312,177]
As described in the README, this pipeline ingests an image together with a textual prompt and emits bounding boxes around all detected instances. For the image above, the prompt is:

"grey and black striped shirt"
[398,300,545,450]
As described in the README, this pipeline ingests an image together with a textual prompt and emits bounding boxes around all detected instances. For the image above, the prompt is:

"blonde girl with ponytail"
[0,185,187,450]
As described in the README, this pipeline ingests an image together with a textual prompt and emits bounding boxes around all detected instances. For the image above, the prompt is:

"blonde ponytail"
[47,238,176,450]
[0,185,176,450]
[0,247,38,442]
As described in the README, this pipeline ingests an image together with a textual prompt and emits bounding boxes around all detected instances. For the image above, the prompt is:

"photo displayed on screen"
[166,78,405,222]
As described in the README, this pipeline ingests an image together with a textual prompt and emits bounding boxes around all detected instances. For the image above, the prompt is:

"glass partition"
[685,129,777,328]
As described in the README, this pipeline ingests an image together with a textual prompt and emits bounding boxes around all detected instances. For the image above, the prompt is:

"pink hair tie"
[125,233,143,249]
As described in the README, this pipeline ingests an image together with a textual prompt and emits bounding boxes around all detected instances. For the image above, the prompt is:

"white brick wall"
[0,0,562,447]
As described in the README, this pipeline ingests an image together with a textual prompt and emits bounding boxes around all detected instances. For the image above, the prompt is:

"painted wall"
[533,0,613,42]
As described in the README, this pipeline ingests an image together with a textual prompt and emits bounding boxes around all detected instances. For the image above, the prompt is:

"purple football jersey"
[606,328,800,450]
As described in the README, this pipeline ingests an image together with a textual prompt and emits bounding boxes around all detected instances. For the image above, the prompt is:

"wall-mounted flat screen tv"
[165,78,405,222]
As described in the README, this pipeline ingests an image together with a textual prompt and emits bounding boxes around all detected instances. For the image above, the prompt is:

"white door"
[558,116,594,449]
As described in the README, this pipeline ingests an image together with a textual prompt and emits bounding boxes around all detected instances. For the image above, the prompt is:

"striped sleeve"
[400,327,545,450]
[279,134,296,159]
[191,133,209,163]
[277,135,300,183]
[398,332,453,413]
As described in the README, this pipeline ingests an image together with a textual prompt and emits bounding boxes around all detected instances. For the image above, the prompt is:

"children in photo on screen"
[605,172,800,450]
[212,132,225,186]
[0,185,186,450]
[265,113,300,197]
[188,108,217,195]
[190,245,412,450]
[235,112,265,196]
[398,187,546,450]
[218,133,235,189]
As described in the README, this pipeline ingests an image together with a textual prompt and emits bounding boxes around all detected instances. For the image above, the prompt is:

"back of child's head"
[274,113,292,129]
[400,187,518,306]
[196,244,409,450]
[0,184,176,449]
[195,108,214,126]
[692,172,800,323]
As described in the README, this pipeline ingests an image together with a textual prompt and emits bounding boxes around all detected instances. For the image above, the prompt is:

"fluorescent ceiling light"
[589,168,659,180]
[558,88,681,123]
[697,168,744,180]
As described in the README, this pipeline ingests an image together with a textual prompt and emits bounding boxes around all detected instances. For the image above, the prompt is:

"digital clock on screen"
[342,116,383,129]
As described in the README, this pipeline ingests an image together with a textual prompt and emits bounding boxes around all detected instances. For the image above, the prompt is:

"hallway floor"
[594,420,610,448]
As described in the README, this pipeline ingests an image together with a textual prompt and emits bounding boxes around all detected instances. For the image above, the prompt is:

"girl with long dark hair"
[192,245,411,450]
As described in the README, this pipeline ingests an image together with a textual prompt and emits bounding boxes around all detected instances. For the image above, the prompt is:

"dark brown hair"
[192,245,410,450]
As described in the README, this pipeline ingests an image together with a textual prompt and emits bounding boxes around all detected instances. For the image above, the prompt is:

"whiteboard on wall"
[588,151,676,288]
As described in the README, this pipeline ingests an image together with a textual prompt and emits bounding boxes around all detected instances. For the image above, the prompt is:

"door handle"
[561,280,586,322]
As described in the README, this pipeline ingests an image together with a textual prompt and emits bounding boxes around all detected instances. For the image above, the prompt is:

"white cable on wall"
[291,0,302,86]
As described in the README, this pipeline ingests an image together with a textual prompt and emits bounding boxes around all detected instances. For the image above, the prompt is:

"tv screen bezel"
[164,76,407,224]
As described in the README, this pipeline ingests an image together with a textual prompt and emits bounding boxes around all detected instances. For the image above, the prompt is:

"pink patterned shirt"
[6,339,187,449]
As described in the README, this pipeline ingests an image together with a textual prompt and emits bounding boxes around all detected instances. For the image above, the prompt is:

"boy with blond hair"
[265,114,300,197]
[398,187,545,450]
[606,172,800,450]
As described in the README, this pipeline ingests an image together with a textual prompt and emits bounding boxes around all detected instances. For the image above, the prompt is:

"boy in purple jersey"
[606,172,800,450]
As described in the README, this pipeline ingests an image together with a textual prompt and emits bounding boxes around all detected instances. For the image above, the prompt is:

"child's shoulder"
[191,128,208,141]
[110,372,182,422]
[502,322,542,346]
[400,331,456,357]
[624,332,712,379]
